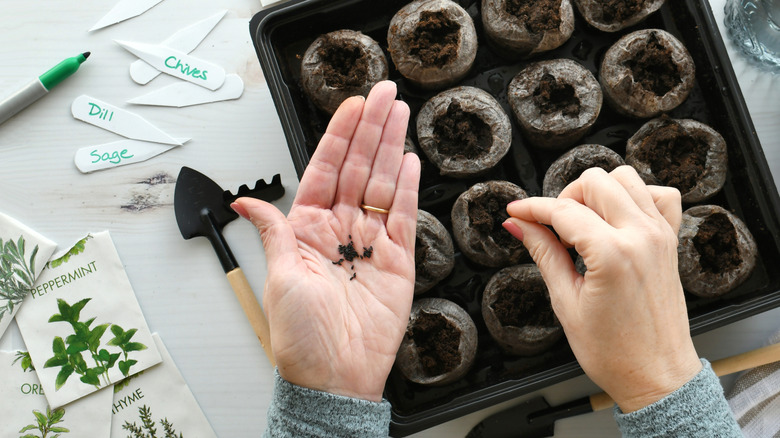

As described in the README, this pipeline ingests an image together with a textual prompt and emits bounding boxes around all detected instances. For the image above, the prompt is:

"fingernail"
[502,219,524,242]
[231,202,250,220]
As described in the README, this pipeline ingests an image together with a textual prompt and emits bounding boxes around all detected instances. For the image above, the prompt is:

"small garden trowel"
[173,166,284,366]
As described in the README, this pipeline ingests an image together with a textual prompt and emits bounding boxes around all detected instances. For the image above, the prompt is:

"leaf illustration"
[123,342,148,352]
[119,359,138,377]
[48,235,90,268]
[55,365,74,390]
[19,424,37,432]
[33,410,47,427]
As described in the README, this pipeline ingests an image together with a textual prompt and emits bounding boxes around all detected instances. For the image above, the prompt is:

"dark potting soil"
[405,10,460,67]
[599,0,647,23]
[559,155,622,187]
[491,280,555,327]
[636,122,708,193]
[317,35,369,89]
[411,311,462,376]
[625,32,682,96]
[433,102,492,159]
[504,0,562,33]
[693,212,741,274]
[533,73,581,117]
[467,191,522,249]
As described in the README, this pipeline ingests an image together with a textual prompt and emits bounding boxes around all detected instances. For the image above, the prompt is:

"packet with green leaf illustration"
[14,231,161,408]
[111,333,217,438]
[0,349,114,437]
[0,212,57,339]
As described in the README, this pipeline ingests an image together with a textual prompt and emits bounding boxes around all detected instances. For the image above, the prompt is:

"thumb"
[502,218,580,317]
[232,197,300,270]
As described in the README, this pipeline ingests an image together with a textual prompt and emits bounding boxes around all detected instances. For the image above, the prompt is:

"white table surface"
[0,0,778,437]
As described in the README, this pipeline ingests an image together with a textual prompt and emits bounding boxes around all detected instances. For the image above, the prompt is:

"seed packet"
[14,231,162,409]
[111,333,218,438]
[0,349,113,437]
[0,212,57,339]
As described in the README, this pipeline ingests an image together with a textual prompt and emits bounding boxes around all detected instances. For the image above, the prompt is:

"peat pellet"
[678,205,758,298]
[508,58,602,149]
[301,30,389,115]
[417,86,512,178]
[396,298,478,386]
[482,264,563,356]
[626,118,727,203]
[388,0,478,90]
[481,0,575,59]
[600,29,695,118]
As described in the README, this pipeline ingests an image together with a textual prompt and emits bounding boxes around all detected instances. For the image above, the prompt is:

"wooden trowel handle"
[589,342,780,412]
[226,267,276,368]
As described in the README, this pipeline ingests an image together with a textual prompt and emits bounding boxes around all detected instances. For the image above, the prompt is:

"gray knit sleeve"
[263,370,392,437]
[614,359,743,437]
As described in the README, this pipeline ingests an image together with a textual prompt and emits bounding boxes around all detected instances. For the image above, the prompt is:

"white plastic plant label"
[115,40,226,90]
[130,10,227,85]
[90,0,165,32]
[0,350,113,437]
[110,334,218,438]
[14,231,162,409]
[128,74,244,107]
[0,212,57,339]
[71,95,183,146]
[74,138,189,173]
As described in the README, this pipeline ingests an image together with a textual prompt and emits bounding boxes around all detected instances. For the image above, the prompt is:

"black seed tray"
[250,0,780,435]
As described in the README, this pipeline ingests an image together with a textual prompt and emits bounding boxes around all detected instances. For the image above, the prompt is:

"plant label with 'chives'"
[0,350,114,437]
[14,231,162,409]
[71,95,183,146]
[115,40,226,90]
[130,10,227,85]
[0,212,57,339]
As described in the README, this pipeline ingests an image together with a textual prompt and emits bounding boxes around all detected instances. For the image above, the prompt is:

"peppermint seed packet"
[14,231,161,408]
[0,349,113,437]
[111,333,217,438]
[0,212,57,339]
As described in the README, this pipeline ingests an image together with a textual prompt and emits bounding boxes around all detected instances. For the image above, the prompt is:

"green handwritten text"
[90,149,134,165]
[88,103,114,121]
[164,56,208,80]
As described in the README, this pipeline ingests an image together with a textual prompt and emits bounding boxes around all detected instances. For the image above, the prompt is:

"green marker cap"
[39,52,90,91]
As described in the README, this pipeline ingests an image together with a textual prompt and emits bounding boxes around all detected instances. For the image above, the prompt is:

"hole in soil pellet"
[635,123,708,194]
[600,0,647,23]
[504,0,562,33]
[433,102,492,159]
[693,212,741,274]
[533,73,581,117]
[491,280,555,328]
[317,36,369,88]
[625,32,682,96]
[411,311,461,376]
[468,192,522,249]
[405,10,461,67]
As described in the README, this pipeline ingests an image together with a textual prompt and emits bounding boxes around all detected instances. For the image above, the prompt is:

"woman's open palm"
[233,81,420,402]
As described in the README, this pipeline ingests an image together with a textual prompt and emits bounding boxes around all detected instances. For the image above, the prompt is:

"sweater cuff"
[614,359,742,437]
[264,370,392,437]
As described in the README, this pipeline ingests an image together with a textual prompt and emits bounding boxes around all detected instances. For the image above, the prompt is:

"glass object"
[724,0,780,72]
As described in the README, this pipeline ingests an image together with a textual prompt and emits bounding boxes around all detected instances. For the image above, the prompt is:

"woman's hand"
[504,166,701,412]
[232,81,420,403]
